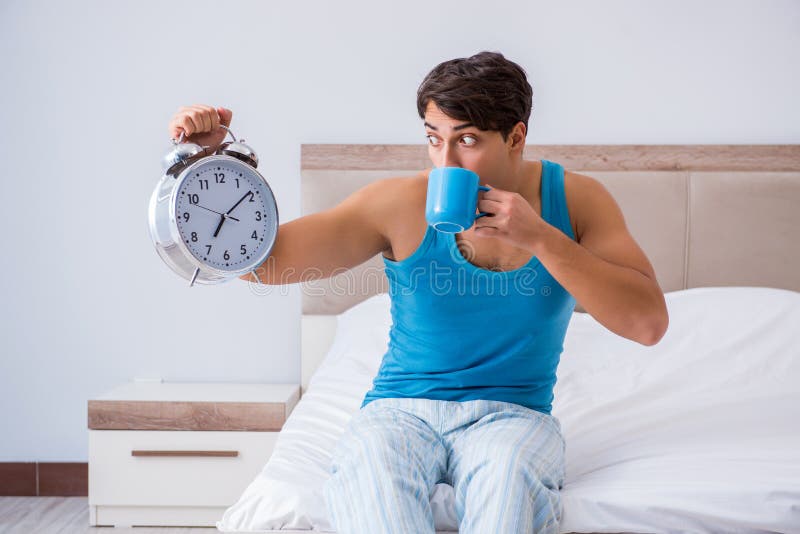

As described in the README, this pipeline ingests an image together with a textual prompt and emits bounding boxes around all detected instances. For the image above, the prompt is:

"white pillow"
[217,287,800,533]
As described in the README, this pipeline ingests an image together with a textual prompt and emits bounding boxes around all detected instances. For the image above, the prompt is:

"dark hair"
[416,51,533,141]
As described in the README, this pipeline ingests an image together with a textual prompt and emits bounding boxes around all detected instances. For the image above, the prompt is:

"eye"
[426,134,441,146]
[461,135,477,146]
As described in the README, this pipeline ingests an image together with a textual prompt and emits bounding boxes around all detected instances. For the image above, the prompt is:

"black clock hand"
[194,203,239,222]
[212,214,225,238]
[226,190,253,216]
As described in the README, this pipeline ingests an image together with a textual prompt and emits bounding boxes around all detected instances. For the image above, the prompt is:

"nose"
[436,144,460,168]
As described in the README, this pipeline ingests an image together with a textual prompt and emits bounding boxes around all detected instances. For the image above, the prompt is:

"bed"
[217,144,800,534]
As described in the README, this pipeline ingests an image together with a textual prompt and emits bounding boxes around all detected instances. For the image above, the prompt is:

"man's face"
[423,101,517,183]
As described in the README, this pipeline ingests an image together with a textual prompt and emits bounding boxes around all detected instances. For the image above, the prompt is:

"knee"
[455,454,564,534]
[463,443,564,494]
[507,448,564,492]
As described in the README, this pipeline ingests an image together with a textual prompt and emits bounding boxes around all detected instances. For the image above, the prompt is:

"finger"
[479,185,500,197]
[474,217,497,229]
[209,106,220,131]
[168,106,188,139]
[188,105,212,132]
[478,200,502,212]
[481,193,506,206]
[479,193,503,202]
[177,114,199,136]
[183,107,208,133]
[217,107,233,127]
[198,104,218,131]
[477,199,502,213]
[474,225,498,236]
[168,118,183,140]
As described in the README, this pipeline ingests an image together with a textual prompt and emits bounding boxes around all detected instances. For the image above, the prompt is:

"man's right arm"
[240,178,397,285]
[165,104,400,286]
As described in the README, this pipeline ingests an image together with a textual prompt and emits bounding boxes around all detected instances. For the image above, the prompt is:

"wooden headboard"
[298,144,800,391]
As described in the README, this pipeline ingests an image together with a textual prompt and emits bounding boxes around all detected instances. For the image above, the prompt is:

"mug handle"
[476,185,491,218]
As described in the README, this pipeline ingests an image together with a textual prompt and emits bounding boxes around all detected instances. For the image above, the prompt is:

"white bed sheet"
[217,287,800,534]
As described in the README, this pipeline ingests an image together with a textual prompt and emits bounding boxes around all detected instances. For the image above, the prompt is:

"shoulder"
[356,171,427,206]
[347,170,428,236]
[352,172,428,217]
[563,170,621,243]
[343,171,426,204]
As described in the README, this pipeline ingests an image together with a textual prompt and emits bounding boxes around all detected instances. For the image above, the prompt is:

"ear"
[507,121,527,153]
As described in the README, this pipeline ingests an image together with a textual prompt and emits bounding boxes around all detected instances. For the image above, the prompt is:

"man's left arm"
[532,173,668,346]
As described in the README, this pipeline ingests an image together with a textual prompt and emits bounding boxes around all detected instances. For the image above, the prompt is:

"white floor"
[0,497,217,534]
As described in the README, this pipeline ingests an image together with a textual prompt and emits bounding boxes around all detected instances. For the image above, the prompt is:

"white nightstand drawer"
[89,429,278,507]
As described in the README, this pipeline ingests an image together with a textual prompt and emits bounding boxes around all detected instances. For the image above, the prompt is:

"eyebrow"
[424,121,476,132]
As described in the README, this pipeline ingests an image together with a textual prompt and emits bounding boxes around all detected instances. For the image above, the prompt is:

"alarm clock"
[148,125,279,286]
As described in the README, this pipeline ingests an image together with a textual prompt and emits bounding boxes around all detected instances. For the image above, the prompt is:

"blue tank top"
[361,159,577,415]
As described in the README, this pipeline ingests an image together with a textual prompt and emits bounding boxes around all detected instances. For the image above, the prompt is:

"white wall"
[0,0,797,462]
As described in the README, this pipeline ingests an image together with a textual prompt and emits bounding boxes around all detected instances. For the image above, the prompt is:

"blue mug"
[425,167,491,233]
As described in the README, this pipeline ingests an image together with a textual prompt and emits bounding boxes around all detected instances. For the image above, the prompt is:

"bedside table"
[87,381,300,528]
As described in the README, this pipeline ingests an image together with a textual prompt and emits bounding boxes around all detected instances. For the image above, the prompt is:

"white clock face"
[174,157,277,272]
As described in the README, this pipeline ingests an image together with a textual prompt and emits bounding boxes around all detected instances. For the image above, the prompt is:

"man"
[169,51,668,534]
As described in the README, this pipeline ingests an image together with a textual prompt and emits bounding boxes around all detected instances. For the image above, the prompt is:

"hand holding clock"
[169,105,233,150]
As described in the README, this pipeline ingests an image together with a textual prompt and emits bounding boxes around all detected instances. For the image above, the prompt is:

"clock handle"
[218,124,237,143]
[172,124,238,146]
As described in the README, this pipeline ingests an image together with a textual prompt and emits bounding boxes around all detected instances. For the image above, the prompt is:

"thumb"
[217,107,233,127]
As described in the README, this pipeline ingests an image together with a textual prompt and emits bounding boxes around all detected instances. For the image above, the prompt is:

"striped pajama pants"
[323,397,566,534]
